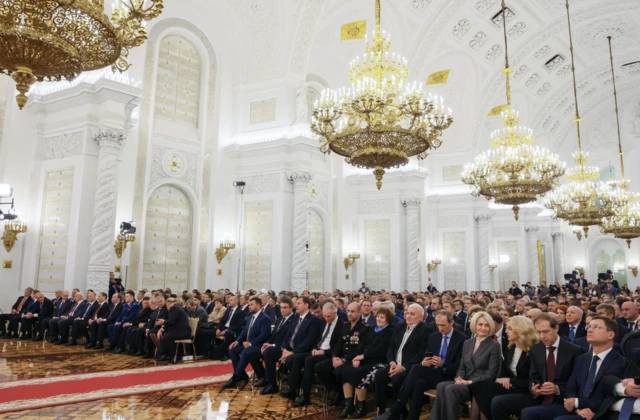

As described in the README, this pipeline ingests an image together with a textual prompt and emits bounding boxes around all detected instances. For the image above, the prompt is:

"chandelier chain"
[565,0,583,152]
[500,0,512,108]
[607,36,624,179]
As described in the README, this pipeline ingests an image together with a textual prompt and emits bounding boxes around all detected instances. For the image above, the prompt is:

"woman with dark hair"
[338,306,395,419]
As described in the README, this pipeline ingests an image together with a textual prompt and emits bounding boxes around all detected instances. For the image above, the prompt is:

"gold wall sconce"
[343,252,360,270]
[629,263,638,278]
[574,263,584,275]
[489,261,498,273]
[114,233,136,259]
[427,255,441,273]
[215,238,236,264]
[2,219,27,253]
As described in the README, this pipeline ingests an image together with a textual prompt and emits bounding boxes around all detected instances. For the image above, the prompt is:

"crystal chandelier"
[462,0,565,221]
[0,0,163,109]
[600,36,640,248]
[544,0,627,238]
[310,0,453,190]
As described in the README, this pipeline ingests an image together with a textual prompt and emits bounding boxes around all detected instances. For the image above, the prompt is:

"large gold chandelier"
[310,0,453,190]
[600,36,640,248]
[544,0,627,238]
[462,0,565,221]
[0,0,163,109]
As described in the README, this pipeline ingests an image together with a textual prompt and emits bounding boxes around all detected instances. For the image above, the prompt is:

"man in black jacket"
[595,341,640,419]
[114,296,151,353]
[156,298,191,362]
[288,302,344,406]
[86,293,123,349]
[558,305,587,343]
[315,303,372,412]
[43,291,71,340]
[214,295,245,361]
[70,292,109,345]
[382,310,466,420]
[64,291,98,346]
[20,291,53,339]
[252,298,296,395]
[491,313,584,419]
[139,295,169,358]
[0,287,34,338]
[373,303,430,416]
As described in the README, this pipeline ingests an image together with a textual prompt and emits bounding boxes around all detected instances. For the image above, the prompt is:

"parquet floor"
[0,339,435,419]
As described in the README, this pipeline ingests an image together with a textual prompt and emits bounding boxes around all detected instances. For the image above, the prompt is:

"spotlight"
[120,221,136,234]
[0,210,17,221]
[233,181,246,187]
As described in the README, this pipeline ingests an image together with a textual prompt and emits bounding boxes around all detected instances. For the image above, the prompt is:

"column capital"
[287,170,313,184]
[401,197,421,208]
[475,214,492,223]
[93,128,125,155]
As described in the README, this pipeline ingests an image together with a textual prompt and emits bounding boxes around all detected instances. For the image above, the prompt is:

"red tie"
[17,297,27,312]
[543,346,556,405]
[493,334,498,342]
[68,303,78,316]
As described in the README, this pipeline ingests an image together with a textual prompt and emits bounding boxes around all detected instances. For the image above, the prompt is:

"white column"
[289,171,313,293]
[476,214,491,290]
[525,226,540,285]
[402,197,420,292]
[552,232,565,282]
[86,129,125,295]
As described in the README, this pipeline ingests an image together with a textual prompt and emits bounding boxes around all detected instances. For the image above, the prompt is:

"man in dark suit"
[213,295,245,361]
[156,298,191,362]
[52,292,90,344]
[20,291,53,339]
[373,303,430,416]
[288,302,345,406]
[426,282,437,293]
[361,300,376,327]
[113,296,151,353]
[69,292,108,345]
[261,295,276,325]
[251,298,296,394]
[63,291,98,345]
[139,295,169,358]
[86,292,123,349]
[222,297,272,388]
[520,316,625,419]
[0,287,34,338]
[619,302,639,332]
[383,309,466,420]
[359,283,370,294]
[262,296,321,395]
[559,305,587,343]
[43,291,71,340]
[491,312,585,419]
[315,302,372,410]
[201,293,214,315]
[596,303,630,346]
[106,290,139,350]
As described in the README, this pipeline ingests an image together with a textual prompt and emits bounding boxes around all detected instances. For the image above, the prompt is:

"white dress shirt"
[225,306,238,328]
[395,324,416,366]
[575,347,613,408]
[612,383,640,413]
[319,318,338,350]
[510,347,523,376]
[545,336,561,363]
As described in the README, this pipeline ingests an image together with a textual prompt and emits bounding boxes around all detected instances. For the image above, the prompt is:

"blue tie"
[583,355,599,397]
[439,335,449,361]
[568,326,575,342]
[620,397,636,420]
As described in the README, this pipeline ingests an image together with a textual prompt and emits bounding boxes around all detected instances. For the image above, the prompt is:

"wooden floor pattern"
[0,338,436,419]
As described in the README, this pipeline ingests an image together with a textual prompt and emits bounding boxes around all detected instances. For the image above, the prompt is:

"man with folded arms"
[222,297,271,389]
[491,313,584,419]
[519,316,625,419]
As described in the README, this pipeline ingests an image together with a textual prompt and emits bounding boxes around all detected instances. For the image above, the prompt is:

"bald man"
[618,301,640,331]
[558,305,586,343]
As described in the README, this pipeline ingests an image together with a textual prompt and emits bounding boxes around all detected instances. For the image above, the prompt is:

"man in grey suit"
[186,299,208,327]
[429,312,502,420]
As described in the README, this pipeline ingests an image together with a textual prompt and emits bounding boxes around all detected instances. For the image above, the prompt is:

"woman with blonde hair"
[430,312,502,420]
[469,316,539,420]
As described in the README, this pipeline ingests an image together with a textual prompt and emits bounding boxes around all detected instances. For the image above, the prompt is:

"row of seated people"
[0,287,195,362]
[212,295,640,420]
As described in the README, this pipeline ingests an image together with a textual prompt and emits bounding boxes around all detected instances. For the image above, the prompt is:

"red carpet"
[0,360,244,413]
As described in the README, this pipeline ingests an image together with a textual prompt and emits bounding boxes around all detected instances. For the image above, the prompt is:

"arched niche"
[589,236,628,286]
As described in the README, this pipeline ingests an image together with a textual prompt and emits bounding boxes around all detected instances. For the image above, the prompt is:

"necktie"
[276,317,285,333]
[83,302,93,318]
[629,321,637,331]
[439,335,449,361]
[317,322,332,349]
[69,303,78,316]
[620,397,636,420]
[247,315,256,341]
[17,297,27,312]
[543,346,556,405]
[289,317,303,348]
[493,334,498,342]
[93,303,102,320]
[583,355,600,397]
[568,326,575,342]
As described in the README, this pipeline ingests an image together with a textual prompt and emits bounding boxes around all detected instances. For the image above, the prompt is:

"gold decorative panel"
[37,168,74,293]
[142,186,192,292]
[3,260,11,269]
[364,220,390,290]
[243,201,273,290]
[443,232,466,291]
[307,210,324,292]
[154,35,201,128]
[249,98,276,125]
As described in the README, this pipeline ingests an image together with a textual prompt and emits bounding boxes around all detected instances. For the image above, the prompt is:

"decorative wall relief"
[37,168,74,293]
[243,200,273,290]
[443,232,466,291]
[242,173,281,195]
[437,215,469,228]
[358,198,396,215]
[492,226,521,237]
[364,220,390,291]
[44,132,84,160]
[307,209,324,292]
[149,146,198,191]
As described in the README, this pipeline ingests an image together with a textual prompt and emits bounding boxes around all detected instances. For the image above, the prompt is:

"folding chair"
[174,317,199,363]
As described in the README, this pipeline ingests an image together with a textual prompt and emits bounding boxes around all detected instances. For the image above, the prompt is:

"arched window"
[154,35,201,128]
[142,185,193,292]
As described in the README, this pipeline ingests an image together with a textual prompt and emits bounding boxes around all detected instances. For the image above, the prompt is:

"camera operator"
[521,282,535,299]
[537,281,549,298]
